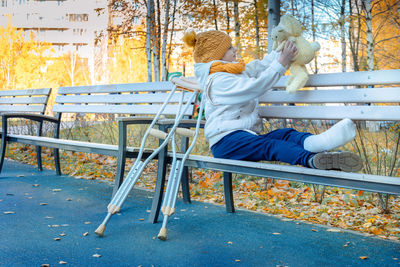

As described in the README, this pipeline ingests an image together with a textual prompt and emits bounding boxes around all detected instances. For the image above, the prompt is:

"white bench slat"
[179,154,400,186]
[55,92,193,104]
[52,103,194,116]
[0,96,48,105]
[7,134,153,156]
[258,106,400,121]
[259,87,400,103]
[58,82,175,94]
[273,69,400,89]
[0,105,46,113]
[0,88,51,97]
[176,153,400,194]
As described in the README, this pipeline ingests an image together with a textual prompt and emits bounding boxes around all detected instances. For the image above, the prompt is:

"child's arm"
[208,60,286,105]
[244,51,280,78]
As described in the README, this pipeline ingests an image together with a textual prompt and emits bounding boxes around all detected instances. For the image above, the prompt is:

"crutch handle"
[107,204,120,214]
[161,206,175,216]
[149,128,168,139]
[171,76,202,92]
[175,127,195,138]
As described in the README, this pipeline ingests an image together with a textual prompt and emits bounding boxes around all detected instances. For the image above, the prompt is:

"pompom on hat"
[183,30,232,63]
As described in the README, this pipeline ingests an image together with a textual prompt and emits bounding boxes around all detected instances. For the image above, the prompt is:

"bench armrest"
[2,113,59,124]
[2,113,61,140]
[157,118,206,129]
[117,116,155,125]
[117,116,206,128]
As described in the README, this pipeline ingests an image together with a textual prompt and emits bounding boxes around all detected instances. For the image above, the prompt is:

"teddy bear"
[271,14,321,93]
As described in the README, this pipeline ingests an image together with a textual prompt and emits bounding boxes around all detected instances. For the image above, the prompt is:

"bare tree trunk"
[254,0,260,58]
[311,0,318,73]
[213,0,218,30]
[267,0,280,53]
[290,0,296,15]
[225,1,230,33]
[153,0,161,81]
[64,52,77,86]
[146,0,153,82]
[6,48,11,89]
[340,0,346,72]
[234,1,241,56]
[167,0,177,72]
[348,0,361,71]
[363,0,374,71]
[161,0,171,81]
[105,0,114,83]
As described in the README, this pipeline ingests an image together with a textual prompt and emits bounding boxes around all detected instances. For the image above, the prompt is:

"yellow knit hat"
[183,30,232,63]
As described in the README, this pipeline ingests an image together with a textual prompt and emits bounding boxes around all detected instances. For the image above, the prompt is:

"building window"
[113,1,123,11]
[1,0,7,7]
[73,28,86,36]
[67,13,89,22]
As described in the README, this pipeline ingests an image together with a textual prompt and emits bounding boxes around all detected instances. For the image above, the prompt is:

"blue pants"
[211,129,315,167]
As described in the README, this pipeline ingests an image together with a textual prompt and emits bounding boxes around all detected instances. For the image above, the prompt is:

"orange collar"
[209,60,245,75]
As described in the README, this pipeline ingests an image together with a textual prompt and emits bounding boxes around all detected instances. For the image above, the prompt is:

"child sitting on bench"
[183,30,362,172]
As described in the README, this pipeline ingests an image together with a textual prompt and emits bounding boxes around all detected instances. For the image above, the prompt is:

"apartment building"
[0,0,108,81]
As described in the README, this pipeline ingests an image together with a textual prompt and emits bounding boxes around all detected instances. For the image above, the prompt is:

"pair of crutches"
[95,77,203,240]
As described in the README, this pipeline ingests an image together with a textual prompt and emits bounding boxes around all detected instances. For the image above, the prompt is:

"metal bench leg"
[224,172,235,213]
[149,145,168,223]
[0,118,7,174]
[54,148,61,175]
[54,115,62,175]
[113,121,127,197]
[181,166,191,203]
[36,121,43,171]
[149,125,168,223]
[180,136,191,203]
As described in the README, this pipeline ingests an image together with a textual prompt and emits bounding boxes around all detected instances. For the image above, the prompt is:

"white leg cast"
[304,118,356,152]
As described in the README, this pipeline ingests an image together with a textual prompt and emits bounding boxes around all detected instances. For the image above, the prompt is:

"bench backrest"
[0,88,51,114]
[259,69,400,121]
[53,82,195,116]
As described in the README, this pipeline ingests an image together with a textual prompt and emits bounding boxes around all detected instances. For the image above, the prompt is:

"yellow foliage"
[359,0,400,70]
[108,34,148,83]
[0,19,52,90]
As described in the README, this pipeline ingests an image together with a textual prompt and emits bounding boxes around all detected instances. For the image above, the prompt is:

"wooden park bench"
[0,88,52,172]
[149,69,400,223]
[0,82,196,199]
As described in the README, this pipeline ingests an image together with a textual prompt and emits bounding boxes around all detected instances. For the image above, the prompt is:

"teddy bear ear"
[280,14,302,36]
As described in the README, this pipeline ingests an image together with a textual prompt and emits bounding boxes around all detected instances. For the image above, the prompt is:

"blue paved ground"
[0,159,399,267]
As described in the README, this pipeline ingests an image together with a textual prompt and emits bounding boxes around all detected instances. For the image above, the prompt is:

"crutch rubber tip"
[95,225,106,237]
[157,228,167,241]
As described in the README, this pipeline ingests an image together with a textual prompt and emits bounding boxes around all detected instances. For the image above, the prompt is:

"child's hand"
[278,41,298,67]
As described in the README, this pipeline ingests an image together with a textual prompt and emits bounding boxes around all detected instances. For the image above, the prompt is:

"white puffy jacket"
[194,51,288,148]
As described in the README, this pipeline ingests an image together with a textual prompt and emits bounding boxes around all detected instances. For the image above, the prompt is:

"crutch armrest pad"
[171,76,202,92]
